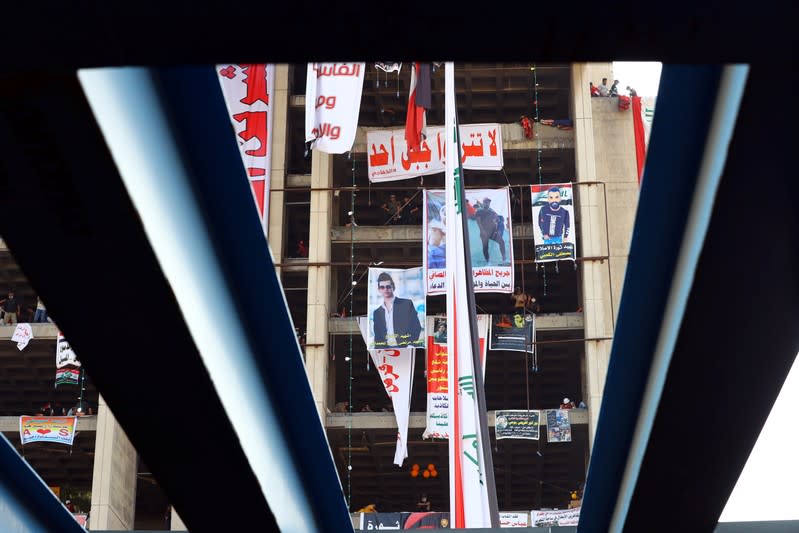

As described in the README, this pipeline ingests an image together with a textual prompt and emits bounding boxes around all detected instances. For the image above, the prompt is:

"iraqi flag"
[405,63,432,152]
[444,62,498,529]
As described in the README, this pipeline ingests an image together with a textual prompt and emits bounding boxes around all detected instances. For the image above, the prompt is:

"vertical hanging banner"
[216,64,276,230]
[424,188,514,295]
[367,124,504,183]
[366,267,425,350]
[531,183,576,262]
[445,62,496,529]
[19,416,78,446]
[423,315,488,439]
[305,63,365,154]
[545,409,572,443]
[11,322,33,350]
[56,332,81,368]
[369,348,415,466]
[488,313,535,353]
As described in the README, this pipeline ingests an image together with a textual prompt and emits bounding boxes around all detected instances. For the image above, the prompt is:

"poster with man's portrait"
[531,182,576,262]
[424,188,514,295]
[367,267,426,350]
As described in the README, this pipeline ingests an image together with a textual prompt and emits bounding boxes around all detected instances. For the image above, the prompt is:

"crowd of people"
[589,77,637,98]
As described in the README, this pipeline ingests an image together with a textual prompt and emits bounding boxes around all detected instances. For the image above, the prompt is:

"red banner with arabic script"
[367,124,503,183]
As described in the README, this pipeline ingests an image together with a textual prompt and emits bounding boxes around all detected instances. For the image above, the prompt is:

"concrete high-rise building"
[0,62,649,529]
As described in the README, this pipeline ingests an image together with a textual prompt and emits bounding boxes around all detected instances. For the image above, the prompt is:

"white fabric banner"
[499,512,529,528]
[56,331,80,368]
[530,507,580,527]
[367,123,504,183]
[423,315,488,440]
[445,62,493,529]
[216,64,276,231]
[11,323,33,351]
[305,63,365,154]
[369,348,415,466]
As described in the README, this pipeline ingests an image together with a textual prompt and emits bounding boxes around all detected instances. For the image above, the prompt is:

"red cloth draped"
[632,96,646,184]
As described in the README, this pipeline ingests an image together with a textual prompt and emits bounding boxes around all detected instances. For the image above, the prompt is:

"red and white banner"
[305,63,365,154]
[216,64,276,231]
[445,62,494,529]
[56,331,80,368]
[19,416,78,446]
[423,315,488,440]
[11,322,33,350]
[499,512,529,528]
[367,123,504,183]
[369,348,416,466]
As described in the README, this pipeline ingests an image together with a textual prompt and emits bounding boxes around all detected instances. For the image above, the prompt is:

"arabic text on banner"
[531,183,576,263]
[495,410,540,440]
[444,61,493,529]
[56,331,80,368]
[305,63,365,154]
[530,507,580,527]
[11,322,33,350]
[216,64,276,229]
[367,124,504,183]
[499,511,530,528]
[423,316,488,440]
[19,416,78,446]
[366,267,425,350]
[425,188,514,295]
[360,512,451,529]
[545,409,572,443]
[369,348,415,466]
[489,313,535,353]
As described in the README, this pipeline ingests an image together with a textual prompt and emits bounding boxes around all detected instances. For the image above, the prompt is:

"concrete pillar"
[89,395,137,530]
[305,149,334,422]
[268,64,290,276]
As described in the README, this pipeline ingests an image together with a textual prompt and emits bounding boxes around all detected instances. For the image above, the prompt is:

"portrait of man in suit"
[372,272,423,348]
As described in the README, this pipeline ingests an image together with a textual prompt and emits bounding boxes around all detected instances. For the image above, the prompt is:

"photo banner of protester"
[530,507,581,527]
[424,188,514,295]
[368,348,415,466]
[216,63,276,229]
[367,124,504,183]
[545,409,572,443]
[360,512,451,530]
[305,63,365,154]
[367,267,426,350]
[488,313,535,353]
[422,315,488,440]
[55,331,80,368]
[55,367,80,387]
[531,182,576,262]
[495,410,541,440]
[19,416,78,446]
[11,322,33,350]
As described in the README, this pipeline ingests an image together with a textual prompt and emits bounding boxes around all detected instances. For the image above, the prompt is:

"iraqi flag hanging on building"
[444,62,498,529]
[216,64,276,232]
[405,63,431,152]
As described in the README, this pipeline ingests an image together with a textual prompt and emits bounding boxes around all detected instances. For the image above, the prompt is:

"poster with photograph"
[545,409,572,443]
[531,183,576,262]
[489,313,535,353]
[366,267,426,350]
[495,410,540,440]
[424,188,514,295]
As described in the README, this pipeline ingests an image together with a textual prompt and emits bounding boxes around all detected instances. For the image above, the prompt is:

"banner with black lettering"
[305,63,365,154]
[530,507,580,527]
[489,313,535,353]
[216,64,275,230]
[499,512,530,527]
[424,188,514,295]
[495,410,540,440]
[545,409,572,443]
[531,183,576,262]
[367,267,425,350]
[56,332,80,368]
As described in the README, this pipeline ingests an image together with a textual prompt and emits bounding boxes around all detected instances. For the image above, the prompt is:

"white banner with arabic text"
[305,63,365,154]
[369,348,415,466]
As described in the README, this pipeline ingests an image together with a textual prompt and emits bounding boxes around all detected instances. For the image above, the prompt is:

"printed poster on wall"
[56,332,80,368]
[495,410,540,440]
[367,124,504,183]
[489,313,535,353]
[531,183,576,262]
[305,63,365,154]
[545,409,572,443]
[216,63,276,229]
[19,416,78,446]
[530,507,580,527]
[422,315,488,439]
[424,188,514,295]
[369,348,415,466]
[366,267,425,350]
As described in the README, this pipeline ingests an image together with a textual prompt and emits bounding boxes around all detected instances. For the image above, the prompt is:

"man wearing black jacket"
[372,272,423,348]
